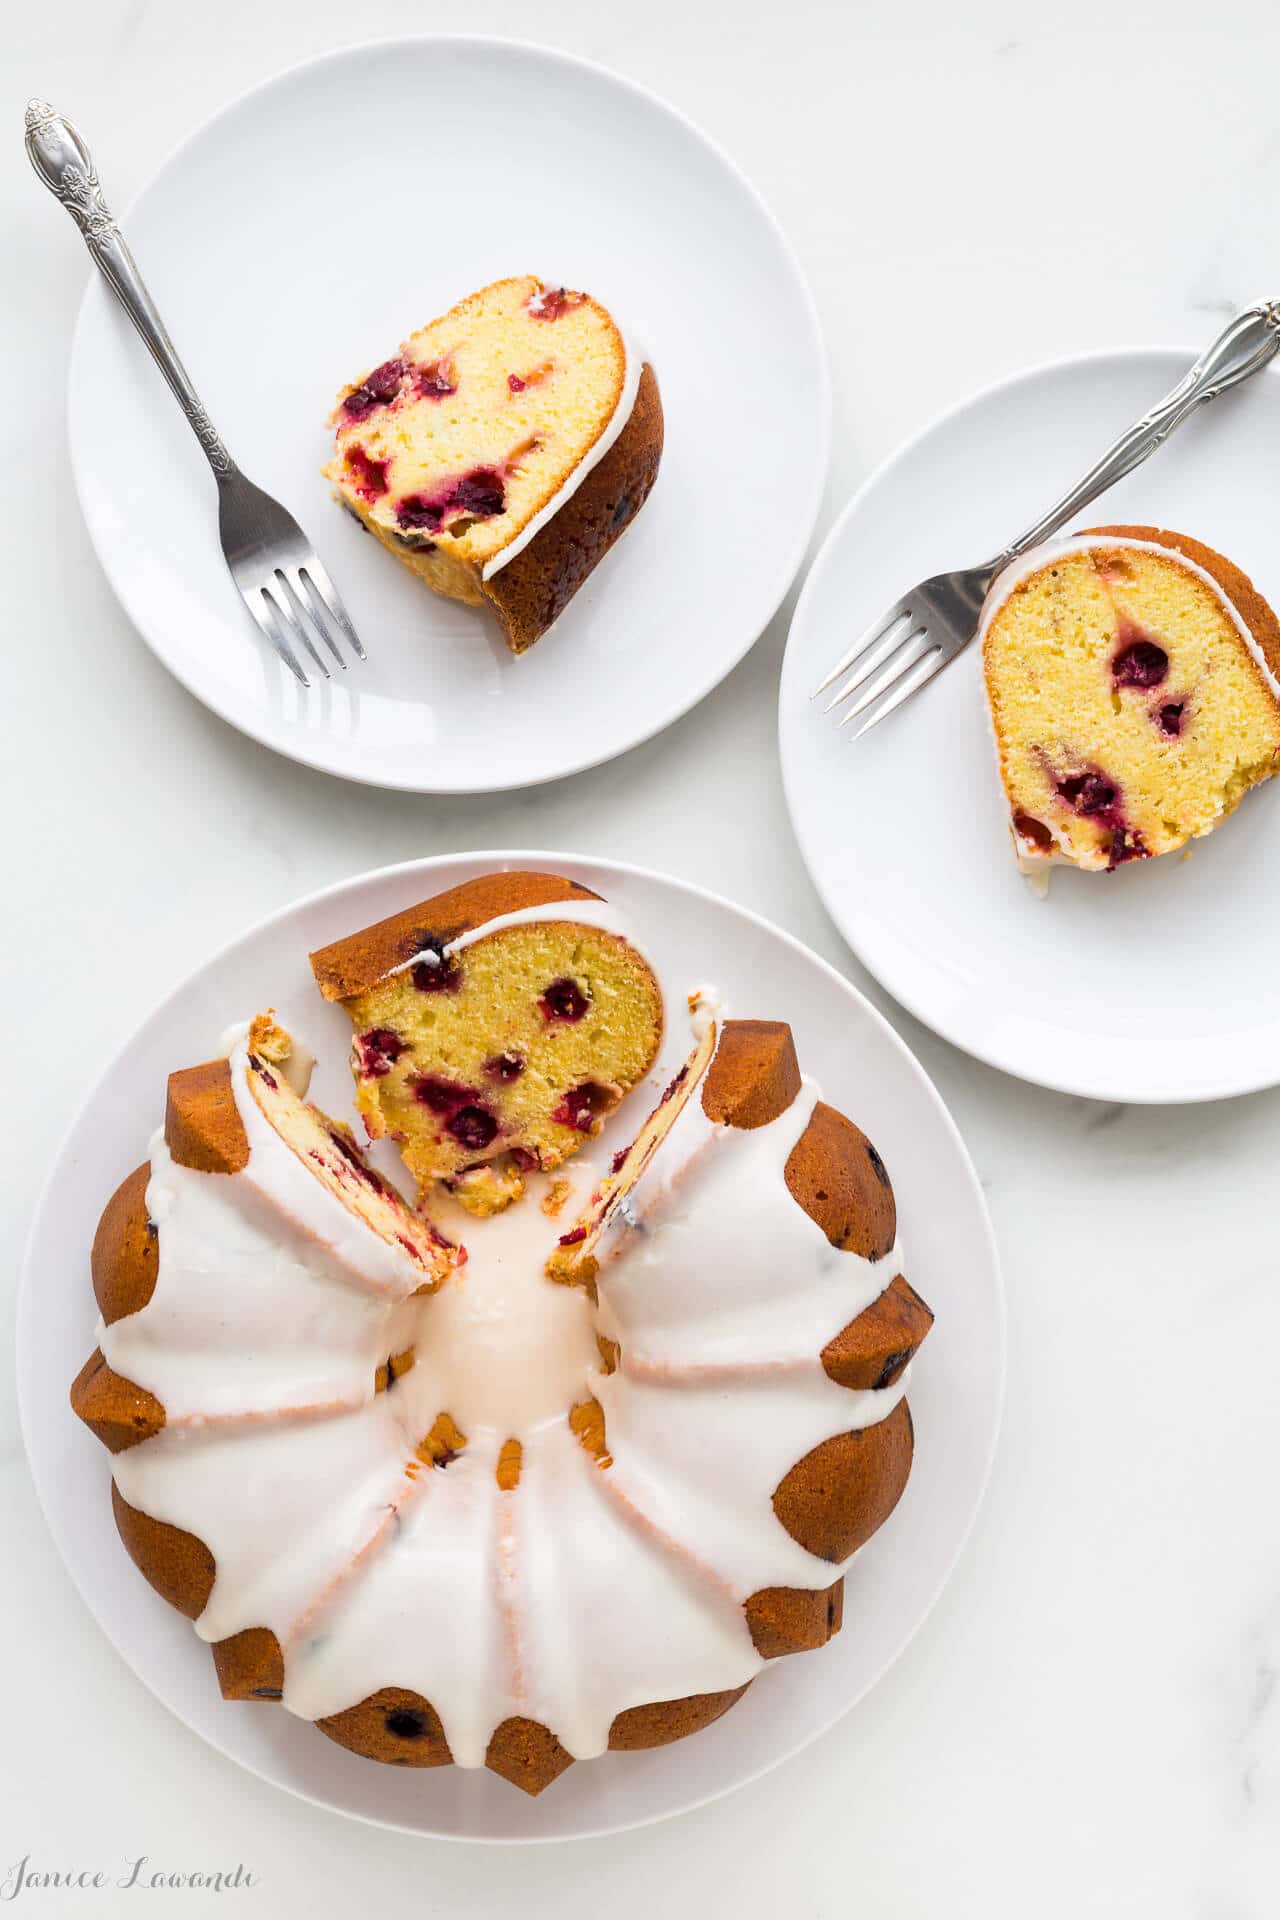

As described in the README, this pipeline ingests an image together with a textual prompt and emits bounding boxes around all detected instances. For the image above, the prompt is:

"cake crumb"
[540,1178,571,1218]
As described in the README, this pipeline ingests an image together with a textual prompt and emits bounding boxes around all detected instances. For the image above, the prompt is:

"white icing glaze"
[481,328,643,582]
[380,895,651,983]
[102,1015,912,1767]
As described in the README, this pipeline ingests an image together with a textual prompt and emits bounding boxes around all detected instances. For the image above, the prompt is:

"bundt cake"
[325,276,662,654]
[309,872,664,1217]
[982,526,1280,879]
[71,992,932,1798]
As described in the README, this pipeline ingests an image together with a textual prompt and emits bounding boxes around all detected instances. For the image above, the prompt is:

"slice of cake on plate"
[309,872,664,1216]
[325,277,662,654]
[981,525,1280,882]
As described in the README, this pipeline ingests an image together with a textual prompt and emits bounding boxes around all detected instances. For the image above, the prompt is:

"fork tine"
[242,587,309,688]
[824,616,924,713]
[812,602,912,699]
[850,646,944,739]
[300,558,367,662]
[835,629,932,728]
[268,576,330,682]
[290,567,346,671]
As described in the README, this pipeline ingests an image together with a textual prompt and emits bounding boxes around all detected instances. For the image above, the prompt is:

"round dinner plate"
[19,852,1002,1842]
[67,37,828,793]
[780,347,1280,1104]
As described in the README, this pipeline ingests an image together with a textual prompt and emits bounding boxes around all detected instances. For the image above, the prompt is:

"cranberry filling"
[1058,772,1119,817]
[395,466,506,534]
[552,1082,613,1133]
[415,358,456,399]
[410,945,463,994]
[484,1051,525,1082]
[357,1027,409,1077]
[385,1708,428,1740]
[1157,701,1186,737]
[344,446,390,501]
[507,374,526,393]
[528,287,584,321]
[411,1075,480,1116]
[343,357,405,421]
[539,976,591,1023]
[510,1146,540,1172]
[558,1226,587,1247]
[1112,636,1169,689]
[1013,810,1054,853]
[450,469,506,518]
[1109,828,1149,869]
[446,1105,499,1151]
[609,1145,630,1175]
[249,1058,278,1091]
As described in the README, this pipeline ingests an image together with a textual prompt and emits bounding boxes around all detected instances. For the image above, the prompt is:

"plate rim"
[66,33,832,796]
[17,847,1004,1843]
[779,339,1280,1106]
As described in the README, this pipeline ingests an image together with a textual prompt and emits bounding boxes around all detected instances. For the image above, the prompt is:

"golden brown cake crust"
[785,1100,897,1260]
[821,1274,934,1391]
[744,1581,844,1660]
[91,1165,158,1324]
[772,1400,916,1564]
[482,363,664,655]
[212,1628,286,1701]
[317,1689,453,1768]
[111,1482,213,1618]
[608,1685,750,1750]
[309,871,602,1003]
[1081,524,1280,683]
[701,1020,803,1128]
[486,1717,576,1795]
[70,1350,165,1453]
[165,1060,249,1174]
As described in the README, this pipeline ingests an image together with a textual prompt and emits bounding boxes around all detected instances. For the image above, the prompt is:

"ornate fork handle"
[993,301,1280,571]
[25,99,235,479]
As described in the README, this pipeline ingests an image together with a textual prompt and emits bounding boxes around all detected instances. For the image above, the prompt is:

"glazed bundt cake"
[309,872,664,1217]
[325,276,662,654]
[982,526,1280,879]
[71,996,932,1797]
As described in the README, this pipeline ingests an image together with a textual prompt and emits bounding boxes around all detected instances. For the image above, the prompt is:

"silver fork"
[815,301,1280,737]
[25,99,366,689]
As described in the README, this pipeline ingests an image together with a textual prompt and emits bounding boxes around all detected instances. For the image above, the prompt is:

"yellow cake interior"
[983,541,1280,871]
[342,923,662,1213]
[325,276,626,602]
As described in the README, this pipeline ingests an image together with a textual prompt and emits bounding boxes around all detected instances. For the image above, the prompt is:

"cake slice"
[981,526,1280,878]
[325,276,662,654]
[309,873,664,1216]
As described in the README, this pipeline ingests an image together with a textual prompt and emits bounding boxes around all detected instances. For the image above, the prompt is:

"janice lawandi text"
[1,1856,257,1900]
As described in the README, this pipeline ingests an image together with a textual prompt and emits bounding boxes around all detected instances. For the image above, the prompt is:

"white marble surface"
[4,0,1279,1912]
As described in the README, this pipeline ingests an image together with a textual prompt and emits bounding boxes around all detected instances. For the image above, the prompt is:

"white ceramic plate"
[780,348,1280,1104]
[19,852,1001,1842]
[68,37,829,793]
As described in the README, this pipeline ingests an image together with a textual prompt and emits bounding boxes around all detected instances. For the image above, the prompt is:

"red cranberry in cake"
[416,359,457,399]
[445,1105,499,1151]
[539,977,590,1023]
[324,277,662,655]
[527,287,584,321]
[552,1082,616,1135]
[357,1029,409,1078]
[982,528,1280,877]
[309,872,663,1215]
[342,357,406,423]
[485,1052,526,1083]
[344,447,390,501]
[1112,633,1169,689]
